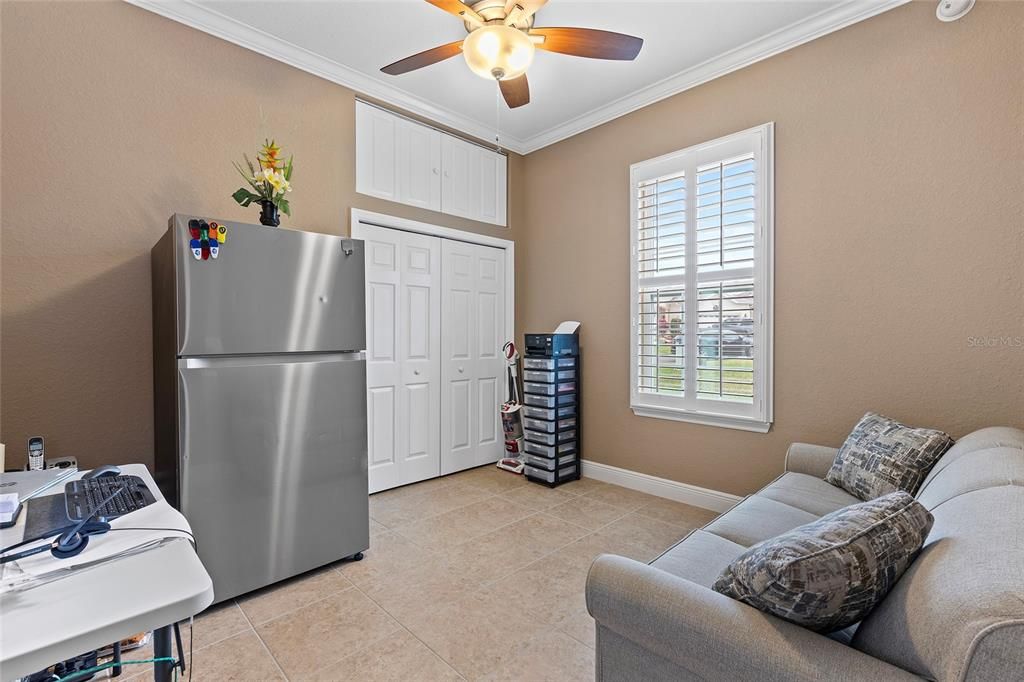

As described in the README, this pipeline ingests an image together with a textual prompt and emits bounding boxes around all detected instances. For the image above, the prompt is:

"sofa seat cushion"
[651,530,747,587]
[702,496,819,547]
[713,492,934,633]
[757,472,863,517]
[826,412,954,500]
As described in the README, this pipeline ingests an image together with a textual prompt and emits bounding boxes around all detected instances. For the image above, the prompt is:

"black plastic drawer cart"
[521,334,581,487]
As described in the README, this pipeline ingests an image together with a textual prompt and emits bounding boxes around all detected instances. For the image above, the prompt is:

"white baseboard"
[581,460,742,513]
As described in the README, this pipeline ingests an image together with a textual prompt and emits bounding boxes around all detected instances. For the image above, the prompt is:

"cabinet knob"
[444,171,450,178]
[458,366,464,374]
[413,369,420,376]
[432,168,439,175]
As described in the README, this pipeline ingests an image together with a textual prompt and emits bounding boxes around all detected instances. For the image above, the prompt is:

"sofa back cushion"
[851,427,1024,681]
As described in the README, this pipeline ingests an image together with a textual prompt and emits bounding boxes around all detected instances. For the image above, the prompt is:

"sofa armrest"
[784,442,839,479]
[586,554,920,682]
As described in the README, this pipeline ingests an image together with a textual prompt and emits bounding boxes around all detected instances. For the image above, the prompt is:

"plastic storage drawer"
[524,382,556,396]
[523,440,576,457]
[523,369,577,383]
[524,453,577,471]
[524,429,576,445]
[521,405,577,420]
[522,417,577,433]
[523,393,575,408]
[522,357,576,370]
[524,463,578,483]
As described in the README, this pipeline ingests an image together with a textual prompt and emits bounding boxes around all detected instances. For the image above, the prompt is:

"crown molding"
[127,0,907,155]
[124,0,530,154]
[523,0,909,152]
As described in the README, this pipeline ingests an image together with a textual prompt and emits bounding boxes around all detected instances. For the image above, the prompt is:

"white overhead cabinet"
[356,101,507,227]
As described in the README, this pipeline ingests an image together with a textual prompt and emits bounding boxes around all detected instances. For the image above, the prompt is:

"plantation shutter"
[630,124,773,432]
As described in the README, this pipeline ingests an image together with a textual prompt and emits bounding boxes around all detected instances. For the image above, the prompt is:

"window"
[630,123,773,432]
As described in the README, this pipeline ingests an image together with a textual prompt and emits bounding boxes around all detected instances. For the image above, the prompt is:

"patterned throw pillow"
[713,492,933,632]
[825,412,954,500]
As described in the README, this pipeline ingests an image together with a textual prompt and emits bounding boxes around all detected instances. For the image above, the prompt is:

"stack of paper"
[0,493,18,524]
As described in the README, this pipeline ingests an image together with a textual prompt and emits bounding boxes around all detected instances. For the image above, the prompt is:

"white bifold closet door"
[363,225,442,493]
[440,240,506,475]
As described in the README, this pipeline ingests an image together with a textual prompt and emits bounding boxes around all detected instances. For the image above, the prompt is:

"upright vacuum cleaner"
[497,341,525,474]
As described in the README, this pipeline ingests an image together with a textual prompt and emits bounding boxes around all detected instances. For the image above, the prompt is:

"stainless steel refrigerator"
[151,214,368,602]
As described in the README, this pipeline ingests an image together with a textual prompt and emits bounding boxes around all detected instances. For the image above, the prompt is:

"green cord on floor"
[55,656,179,682]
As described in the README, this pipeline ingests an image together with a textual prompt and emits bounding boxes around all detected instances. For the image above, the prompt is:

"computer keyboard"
[64,475,157,521]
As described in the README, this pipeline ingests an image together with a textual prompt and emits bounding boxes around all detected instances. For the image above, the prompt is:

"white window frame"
[629,123,774,433]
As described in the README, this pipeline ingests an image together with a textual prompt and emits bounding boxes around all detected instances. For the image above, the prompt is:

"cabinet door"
[440,134,479,221]
[355,102,398,201]
[477,148,507,227]
[440,240,506,475]
[397,119,442,212]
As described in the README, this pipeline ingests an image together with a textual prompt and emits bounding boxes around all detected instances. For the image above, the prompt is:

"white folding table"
[0,464,213,681]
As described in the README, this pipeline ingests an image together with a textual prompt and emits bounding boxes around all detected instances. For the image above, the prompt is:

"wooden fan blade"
[425,0,484,25]
[499,74,530,108]
[531,27,643,60]
[381,41,464,75]
[503,0,547,23]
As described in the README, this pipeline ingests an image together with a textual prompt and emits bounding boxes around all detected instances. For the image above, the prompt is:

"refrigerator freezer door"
[177,353,368,602]
[174,215,365,356]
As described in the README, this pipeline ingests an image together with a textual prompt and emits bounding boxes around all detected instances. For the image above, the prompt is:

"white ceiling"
[132,0,905,152]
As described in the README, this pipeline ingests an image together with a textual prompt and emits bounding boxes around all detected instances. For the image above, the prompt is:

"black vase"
[259,200,280,227]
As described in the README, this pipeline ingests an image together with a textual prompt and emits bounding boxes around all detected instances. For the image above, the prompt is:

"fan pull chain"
[494,78,502,152]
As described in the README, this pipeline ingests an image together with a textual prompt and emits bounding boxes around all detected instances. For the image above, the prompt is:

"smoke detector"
[936,0,975,22]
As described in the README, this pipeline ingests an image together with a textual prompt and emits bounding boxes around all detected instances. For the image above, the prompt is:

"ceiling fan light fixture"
[463,24,534,80]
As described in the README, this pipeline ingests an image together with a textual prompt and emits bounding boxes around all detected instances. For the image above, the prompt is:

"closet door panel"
[441,241,506,474]
[364,225,441,493]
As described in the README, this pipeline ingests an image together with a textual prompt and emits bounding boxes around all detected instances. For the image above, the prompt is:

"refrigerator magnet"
[190,239,203,260]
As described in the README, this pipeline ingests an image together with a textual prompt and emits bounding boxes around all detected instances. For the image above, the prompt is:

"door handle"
[458,367,464,374]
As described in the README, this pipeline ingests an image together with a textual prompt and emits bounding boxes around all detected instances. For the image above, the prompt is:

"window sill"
[631,404,772,433]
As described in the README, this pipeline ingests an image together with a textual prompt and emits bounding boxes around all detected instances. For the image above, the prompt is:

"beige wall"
[519,1,1024,495]
[0,1,524,469]
[2,2,1021,492]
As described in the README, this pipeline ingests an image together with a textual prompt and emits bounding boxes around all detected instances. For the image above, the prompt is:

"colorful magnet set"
[187,218,226,261]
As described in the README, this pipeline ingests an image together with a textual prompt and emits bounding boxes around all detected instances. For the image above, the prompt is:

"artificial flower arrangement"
[232,139,294,226]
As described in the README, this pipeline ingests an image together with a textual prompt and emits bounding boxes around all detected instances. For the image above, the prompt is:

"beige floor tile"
[553,605,597,649]
[500,483,578,511]
[593,513,690,558]
[302,629,463,681]
[450,464,530,494]
[402,590,547,680]
[256,589,401,679]
[479,628,595,682]
[500,512,591,555]
[443,529,545,585]
[545,495,628,531]
[183,601,252,651]
[557,529,661,565]
[369,518,390,536]
[493,551,589,627]
[556,476,609,496]
[238,565,353,625]
[371,483,490,527]
[584,484,659,511]
[337,531,440,588]
[359,557,482,623]
[188,631,284,681]
[634,498,719,529]
[392,495,532,551]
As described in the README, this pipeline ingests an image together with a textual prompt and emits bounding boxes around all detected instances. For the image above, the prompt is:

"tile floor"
[116,466,717,681]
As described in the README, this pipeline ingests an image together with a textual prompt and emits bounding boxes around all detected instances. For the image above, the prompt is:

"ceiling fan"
[381,0,643,109]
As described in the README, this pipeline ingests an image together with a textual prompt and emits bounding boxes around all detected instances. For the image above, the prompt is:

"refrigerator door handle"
[178,352,365,370]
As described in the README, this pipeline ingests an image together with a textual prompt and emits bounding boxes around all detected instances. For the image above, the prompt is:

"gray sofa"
[586,427,1024,681]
